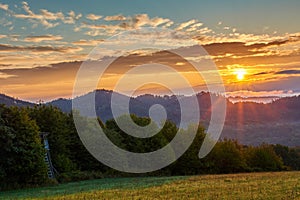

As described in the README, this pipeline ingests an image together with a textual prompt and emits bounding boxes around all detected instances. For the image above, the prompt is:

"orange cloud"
[12,2,81,28]
[104,14,126,21]
[0,3,9,11]
[176,19,197,31]
[86,13,102,21]
[24,34,63,43]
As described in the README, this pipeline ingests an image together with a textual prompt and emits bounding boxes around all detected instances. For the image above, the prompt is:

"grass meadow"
[1,171,299,200]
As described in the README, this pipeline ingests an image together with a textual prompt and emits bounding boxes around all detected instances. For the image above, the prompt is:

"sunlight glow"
[234,69,247,81]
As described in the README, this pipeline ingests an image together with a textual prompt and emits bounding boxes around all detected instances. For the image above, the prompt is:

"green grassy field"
[1,171,299,200]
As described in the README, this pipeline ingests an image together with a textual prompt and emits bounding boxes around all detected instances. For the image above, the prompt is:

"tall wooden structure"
[40,132,57,179]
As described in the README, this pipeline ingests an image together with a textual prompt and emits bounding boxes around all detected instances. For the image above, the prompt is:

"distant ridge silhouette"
[1,91,299,147]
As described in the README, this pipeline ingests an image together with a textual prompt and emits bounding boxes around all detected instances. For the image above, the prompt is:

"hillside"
[47,90,300,146]
[0,94,34,107]
[47,90,300,123]
[1,91,299,147]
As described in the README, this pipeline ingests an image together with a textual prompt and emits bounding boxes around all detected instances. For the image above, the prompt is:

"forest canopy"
[0,104,299,190]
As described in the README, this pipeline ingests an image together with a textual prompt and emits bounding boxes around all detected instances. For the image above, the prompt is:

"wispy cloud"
[104,14,126,21]
[62,10,82,24]
[127,14,172,28]
[13,2,59,28]
[176,19,197,31]
[0,34,7,39]
[72,39,104,46]
[252,71,272,76]
[24,34,63,43]
[0,72,15,79]
[225,90,296,97]
[185,22,203,32]
[80,14,173,36]
[0,3,9,11]
[0,43,81,53]
[12,2,81,28]
[0,1,299,100]
[0,61,82,101]
[86,13,102,21]
[0,50,85,70]
[275,69,300,75]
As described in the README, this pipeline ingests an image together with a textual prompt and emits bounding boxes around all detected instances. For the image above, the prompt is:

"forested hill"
[0,93,33,107]
[1,90,300,146]
[2,90,300,123]
[47,90,300,147]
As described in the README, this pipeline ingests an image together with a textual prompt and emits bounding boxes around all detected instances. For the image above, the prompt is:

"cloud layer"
[0,1,299,100]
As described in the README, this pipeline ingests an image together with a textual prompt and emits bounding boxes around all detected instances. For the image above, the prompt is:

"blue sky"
[2,0,300,36]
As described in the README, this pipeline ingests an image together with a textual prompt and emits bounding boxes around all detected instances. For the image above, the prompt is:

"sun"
[234,68,247,81]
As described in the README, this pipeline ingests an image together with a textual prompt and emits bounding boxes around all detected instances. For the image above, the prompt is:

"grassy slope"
[0,176,184,200]
[1,172,300,200]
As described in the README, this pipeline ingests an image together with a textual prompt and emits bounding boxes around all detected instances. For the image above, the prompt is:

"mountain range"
[1,90,299,147]
[0,93,34,107]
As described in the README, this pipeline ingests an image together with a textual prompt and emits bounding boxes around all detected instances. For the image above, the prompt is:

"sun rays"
[234,68,247,81]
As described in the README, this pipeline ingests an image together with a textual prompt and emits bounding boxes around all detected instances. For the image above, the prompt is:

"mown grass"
[0,176,184,200]
[1,171,300,200]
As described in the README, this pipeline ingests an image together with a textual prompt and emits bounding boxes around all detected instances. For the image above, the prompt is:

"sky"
[0,0,299,102]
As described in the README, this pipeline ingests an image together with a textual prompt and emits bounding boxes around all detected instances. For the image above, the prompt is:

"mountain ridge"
[1,91,299,147]
[0,93,34,107]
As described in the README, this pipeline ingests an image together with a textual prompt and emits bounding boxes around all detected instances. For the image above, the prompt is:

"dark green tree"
[27,105,76,172]
[272,144,300,170]
[206,139,247,173]
[105,114,170,153]
[66,112,107,171]
[0,105,47,188]
[168,124,207,175]
[244,144,284,171]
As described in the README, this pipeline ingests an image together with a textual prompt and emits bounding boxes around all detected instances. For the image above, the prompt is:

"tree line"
[0,104,299,190]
